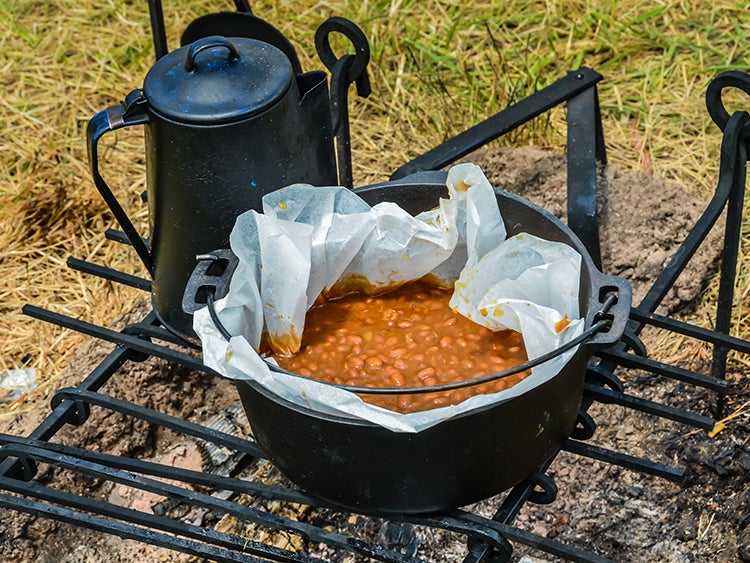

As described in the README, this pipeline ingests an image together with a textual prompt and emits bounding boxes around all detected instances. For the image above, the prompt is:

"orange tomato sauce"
[271,281,531,413]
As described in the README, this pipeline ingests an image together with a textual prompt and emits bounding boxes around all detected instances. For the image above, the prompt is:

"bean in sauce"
[272,281,531,413]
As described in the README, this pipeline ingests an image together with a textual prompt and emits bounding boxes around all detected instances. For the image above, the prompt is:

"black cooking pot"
[215,171,630,514]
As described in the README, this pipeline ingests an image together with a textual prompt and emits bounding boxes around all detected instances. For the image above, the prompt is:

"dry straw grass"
[1,0,749,420]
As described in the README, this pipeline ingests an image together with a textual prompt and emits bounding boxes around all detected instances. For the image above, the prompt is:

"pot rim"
[230,173,626,429]
[235,343,588,430]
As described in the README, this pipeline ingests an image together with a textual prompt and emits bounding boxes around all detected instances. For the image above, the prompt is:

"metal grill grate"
[2,65,748,562]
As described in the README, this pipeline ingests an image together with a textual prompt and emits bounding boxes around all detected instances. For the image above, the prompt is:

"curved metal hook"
[527,470,558,505]
[315,16,371,95]
[314,17,371,188]
[706,70,750,133]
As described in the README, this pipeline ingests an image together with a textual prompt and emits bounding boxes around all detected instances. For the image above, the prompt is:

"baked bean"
[430,301,444,311]
[397,396,412,410]
[417,367,436,380]
[272,281,530,414]
[417,331,432,342]
[389,347,407,358]
[389,371,406,387]
[393,359,408,371]
[365,356,383,369]
[348,357,365,368]
[346,334,364,346]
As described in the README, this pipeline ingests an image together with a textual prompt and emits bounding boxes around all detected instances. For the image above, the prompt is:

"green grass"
[1,0,750,403]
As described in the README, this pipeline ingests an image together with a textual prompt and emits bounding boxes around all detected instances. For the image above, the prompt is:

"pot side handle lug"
[583,272,632,351]
[182,249,239,315]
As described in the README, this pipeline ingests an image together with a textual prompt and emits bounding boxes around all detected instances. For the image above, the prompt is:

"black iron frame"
[1,67,747,563]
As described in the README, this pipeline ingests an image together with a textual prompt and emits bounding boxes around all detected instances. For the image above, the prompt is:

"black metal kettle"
[86,17,370,337]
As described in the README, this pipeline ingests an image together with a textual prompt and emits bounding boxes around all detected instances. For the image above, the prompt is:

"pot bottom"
[234,358,584,515]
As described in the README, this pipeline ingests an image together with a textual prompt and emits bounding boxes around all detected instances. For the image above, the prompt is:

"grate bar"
[566,83,605,268]
[631,307,750,355]
[562,439,684,481]
[596,349,730,392]
[50,387,264,458]
[67,257,152,291]
[583,383,717,431]
[449,510,615,563]
[0,434,321,507]
[461,482,533,563]
[22,304,211,374]
[0,444,429,563]
[390,67,603,179]
[0,337,145,481]
[122,320,202,349]
[0,491,286,563]
[0,477,318,563]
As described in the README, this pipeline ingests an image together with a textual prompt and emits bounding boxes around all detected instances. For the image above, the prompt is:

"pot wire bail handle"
[204,287,619,395]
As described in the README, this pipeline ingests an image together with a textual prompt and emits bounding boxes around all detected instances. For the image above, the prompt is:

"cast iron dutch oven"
[196,171,631,514]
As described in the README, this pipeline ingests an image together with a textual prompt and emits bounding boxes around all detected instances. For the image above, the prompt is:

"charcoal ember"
[192,402,252,476]
[377,521,418,557]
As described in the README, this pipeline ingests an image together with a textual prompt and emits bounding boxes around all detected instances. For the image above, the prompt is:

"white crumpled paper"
[0,368,37,402]
[194,163,584,433]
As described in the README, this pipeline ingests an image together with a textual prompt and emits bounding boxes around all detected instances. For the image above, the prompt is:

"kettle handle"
[86,89,154,277]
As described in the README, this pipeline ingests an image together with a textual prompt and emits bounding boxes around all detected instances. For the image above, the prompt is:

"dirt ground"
[0,146,748,562]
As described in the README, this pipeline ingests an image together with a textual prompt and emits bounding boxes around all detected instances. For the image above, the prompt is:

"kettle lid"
[143,35,293,124]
